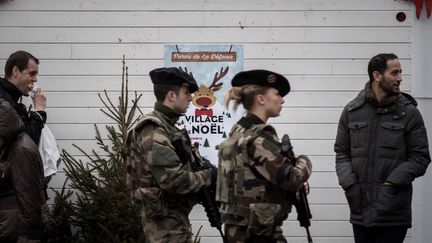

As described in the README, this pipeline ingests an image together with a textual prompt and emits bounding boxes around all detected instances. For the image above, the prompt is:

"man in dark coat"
[0,99,48,243]
[335,53,431,243]
[0,50,47,144]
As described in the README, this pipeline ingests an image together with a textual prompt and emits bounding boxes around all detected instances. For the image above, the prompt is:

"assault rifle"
[171,129,227,243]
[281,134,313,243]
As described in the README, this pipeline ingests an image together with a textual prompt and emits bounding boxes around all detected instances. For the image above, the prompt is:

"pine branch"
[98,92,121,121]
[100,106,121,124]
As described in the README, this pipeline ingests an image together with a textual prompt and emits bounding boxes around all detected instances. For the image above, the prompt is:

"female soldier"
[216,70,312,243]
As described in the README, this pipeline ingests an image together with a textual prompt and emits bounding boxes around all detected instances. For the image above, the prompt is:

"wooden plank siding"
[0,0,414,242]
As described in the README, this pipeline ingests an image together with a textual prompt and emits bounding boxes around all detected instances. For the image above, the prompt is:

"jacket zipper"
[364,109,381,221]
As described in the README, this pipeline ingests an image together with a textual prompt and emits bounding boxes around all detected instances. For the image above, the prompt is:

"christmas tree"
[51,56,145,242]
[203,138,210,148]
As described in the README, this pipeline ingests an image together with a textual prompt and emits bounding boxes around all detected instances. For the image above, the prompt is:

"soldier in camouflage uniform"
[216,70,313,243]
[126,67,217,243]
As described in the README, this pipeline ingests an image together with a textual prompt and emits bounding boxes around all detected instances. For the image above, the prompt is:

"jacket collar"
[347,82,416,120]
[0,77,22,103]
[245,113,265,125]
[392,93,416,120]
[154,102,182,125]
[347,89,367,112]
[364,81,399,108]
[237,113,265,129]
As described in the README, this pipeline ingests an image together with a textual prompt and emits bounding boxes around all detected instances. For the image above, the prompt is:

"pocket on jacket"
[344,183,362,214]
[373,184,410,214]
[380,122,405,149]
[247,203,282,236]
[139,187,168,219]
[348,122,368,148]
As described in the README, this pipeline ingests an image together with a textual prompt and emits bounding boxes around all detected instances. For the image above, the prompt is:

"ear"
[373,71,382,83]
[11,66,20,77]
[166,90,177,102]
[256,94,266,105]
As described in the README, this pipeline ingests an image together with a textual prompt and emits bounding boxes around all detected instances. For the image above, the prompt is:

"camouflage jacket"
[216,114,312,227]
[126,103,212,218]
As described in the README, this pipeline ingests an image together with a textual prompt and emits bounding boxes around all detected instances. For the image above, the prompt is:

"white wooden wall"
[411,11,432,243]
[0,1,415,242]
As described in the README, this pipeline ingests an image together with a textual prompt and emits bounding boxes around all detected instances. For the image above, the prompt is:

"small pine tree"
[51,56,145,243]
[203,138,210,148]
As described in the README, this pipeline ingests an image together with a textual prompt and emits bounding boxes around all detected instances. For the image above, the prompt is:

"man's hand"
[303,181,310,195]
[32,88,46,111]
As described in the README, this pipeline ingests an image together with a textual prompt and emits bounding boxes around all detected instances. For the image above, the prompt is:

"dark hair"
[368,53,398,82]
[4,51,39,79]
[153,84,181,102]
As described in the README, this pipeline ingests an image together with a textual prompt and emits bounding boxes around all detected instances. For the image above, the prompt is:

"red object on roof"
[412,0,423,19]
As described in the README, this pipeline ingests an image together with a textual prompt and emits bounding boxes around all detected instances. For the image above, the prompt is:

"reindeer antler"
[178,66,194,78]
[209,66,229,92]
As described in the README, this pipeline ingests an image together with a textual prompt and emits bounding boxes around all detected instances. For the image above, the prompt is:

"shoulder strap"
[126,113,163,158]
[134,113,162,132]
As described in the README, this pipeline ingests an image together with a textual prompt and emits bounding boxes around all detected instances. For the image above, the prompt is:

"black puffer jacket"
[335,86,430,227]
[0,99,46,241]
[0,77,46,144]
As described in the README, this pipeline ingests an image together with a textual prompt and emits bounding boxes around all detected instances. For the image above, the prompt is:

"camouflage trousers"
[225,224,287,243]
[142,209,193,243]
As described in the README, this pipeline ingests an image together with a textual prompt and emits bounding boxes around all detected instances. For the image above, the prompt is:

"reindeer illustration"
[180,66,229,117]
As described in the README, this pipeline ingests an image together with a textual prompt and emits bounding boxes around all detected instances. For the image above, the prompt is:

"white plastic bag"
[38,126,60,177]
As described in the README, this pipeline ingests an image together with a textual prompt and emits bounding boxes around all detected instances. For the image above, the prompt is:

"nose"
[397,73,402,82]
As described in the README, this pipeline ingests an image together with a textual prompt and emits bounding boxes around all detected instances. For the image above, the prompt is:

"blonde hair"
[224,85,270,111]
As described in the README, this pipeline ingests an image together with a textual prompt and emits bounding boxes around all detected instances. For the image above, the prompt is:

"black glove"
[202,158,217,185]
[209,164,217,185]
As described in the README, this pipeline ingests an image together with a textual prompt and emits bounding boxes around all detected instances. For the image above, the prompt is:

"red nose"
[196,97,213,107]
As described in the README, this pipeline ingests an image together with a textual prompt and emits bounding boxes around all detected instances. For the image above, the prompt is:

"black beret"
[149,67,198,93]
[231,69,290,97]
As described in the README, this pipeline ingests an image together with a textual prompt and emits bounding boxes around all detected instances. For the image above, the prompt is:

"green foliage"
[51,57,145,243]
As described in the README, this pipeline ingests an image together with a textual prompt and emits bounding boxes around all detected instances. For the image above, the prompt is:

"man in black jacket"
[0,50,47,144]
[335,53,431,243]
[0,99,49,243]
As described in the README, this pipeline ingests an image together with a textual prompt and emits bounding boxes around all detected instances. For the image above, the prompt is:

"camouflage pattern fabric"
[225,224,287,243]
[217,117,312,242]
[126,104,212,243]
[142,209,193,243]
